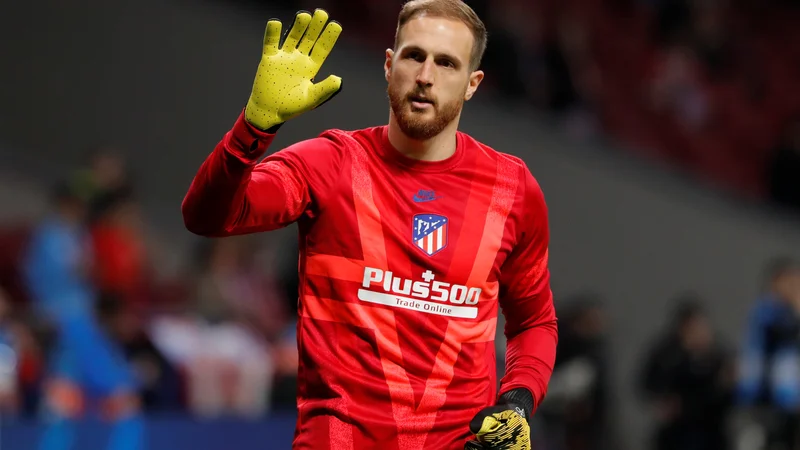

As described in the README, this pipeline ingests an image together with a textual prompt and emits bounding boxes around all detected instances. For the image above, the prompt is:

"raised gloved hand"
[244,9,343,132]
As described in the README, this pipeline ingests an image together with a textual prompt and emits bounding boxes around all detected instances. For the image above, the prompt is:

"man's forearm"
[181,111,279,237]
[499,318,558,411]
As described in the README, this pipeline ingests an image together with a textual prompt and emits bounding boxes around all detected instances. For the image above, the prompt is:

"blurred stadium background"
[1,0,800,449]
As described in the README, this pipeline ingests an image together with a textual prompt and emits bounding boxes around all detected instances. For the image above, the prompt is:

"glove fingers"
[262,20,282,56]
[473,410,531,449]
[310,21,342,68]
[475,415,503,437]
[297,9,328,55]
[469,405,512,434]
[282,10,312,51]
[308,75,342,107]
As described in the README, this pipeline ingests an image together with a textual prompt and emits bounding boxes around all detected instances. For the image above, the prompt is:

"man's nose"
[416,59,435,86]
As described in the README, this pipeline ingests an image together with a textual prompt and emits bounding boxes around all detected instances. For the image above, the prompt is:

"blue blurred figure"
[22,182,144,450]
[738,257,800,449]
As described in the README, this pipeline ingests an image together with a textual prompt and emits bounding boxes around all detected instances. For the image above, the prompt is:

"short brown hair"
[394,0,488,72]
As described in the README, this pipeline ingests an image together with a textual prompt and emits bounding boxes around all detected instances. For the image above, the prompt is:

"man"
[182,2,557,449]
[737,257,800,449]
[23,182,144,450]
[540,297,610,450]
[640,298,733,450]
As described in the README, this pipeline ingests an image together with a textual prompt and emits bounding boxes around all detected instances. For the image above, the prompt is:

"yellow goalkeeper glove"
[244,9,343,132]
[465,389,533,450]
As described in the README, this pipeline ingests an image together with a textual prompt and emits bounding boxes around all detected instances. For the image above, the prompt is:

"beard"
[388,82,465,141]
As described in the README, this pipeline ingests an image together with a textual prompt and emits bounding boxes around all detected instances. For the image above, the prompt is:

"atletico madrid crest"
[412,214,448,256]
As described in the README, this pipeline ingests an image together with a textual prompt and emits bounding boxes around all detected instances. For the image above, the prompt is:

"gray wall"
[3,0,800,448]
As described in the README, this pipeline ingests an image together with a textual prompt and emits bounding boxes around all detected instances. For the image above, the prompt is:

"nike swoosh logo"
[413,195,439,203]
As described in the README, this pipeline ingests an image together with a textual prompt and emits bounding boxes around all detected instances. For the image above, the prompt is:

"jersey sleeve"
[181,111,344,237]
[496,165,558,412]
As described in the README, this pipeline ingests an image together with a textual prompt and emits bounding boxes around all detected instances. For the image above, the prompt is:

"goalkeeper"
[182,1,558,449]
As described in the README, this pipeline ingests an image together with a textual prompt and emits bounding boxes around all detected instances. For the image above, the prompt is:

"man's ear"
[464,70,485,101]
[385,49,395,82]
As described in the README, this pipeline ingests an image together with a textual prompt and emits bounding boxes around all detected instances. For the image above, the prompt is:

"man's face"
[681,314,712,353]
[775,268,800,310]
[385,15,483,140]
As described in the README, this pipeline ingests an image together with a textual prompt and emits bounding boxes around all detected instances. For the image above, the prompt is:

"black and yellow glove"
[245,9,343,132]
[465,389,534,450]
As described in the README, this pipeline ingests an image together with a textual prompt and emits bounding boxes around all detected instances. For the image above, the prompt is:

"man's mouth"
[409,95,434,109]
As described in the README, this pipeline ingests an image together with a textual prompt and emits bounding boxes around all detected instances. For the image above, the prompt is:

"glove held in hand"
[465,388,534,450]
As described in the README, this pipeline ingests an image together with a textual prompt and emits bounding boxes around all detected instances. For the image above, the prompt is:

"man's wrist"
[226,110,278,162]
[498,388,535,420]
[244,100,283,133]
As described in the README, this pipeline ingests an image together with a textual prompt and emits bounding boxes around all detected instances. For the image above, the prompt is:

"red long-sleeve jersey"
[182,112,558,450]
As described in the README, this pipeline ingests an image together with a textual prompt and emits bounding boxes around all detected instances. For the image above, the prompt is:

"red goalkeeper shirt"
[182,112,558,450]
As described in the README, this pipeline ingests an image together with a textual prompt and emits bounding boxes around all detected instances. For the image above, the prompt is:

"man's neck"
[387,117,459,162]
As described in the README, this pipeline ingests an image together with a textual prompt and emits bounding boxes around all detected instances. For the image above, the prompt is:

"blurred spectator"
[737,257,800,449]
[690,2,736,80]
[89,188,149,308]
[269,322,299,412]
[767,115,800,211]
[147,237,289,418]
[480,0,540,103]
[193,237,289,341]
[96,294,183,413]
[22,182,94,324]
[21,181,145,450]
[0,285,45,418]
[648,41,711,132]
[163,314,275,419]
[639,296,734,450]
[546,14,602,140]
[0,286,20,414]
[537,296,612,450]
[13,326,46,418]
[71,147,130,205]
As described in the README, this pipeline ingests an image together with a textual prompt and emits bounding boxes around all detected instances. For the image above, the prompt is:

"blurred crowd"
[530,258,800,450]
[0,150,301,421]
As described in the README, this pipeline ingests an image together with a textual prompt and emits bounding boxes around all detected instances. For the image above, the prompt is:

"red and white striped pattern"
[416,223,447,255]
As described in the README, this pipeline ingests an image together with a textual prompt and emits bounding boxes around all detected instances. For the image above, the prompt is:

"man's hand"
[465,389,533,450]
[245,9,343,132]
